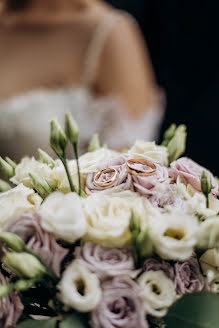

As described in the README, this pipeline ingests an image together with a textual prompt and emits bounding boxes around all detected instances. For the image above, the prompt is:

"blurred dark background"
[106,0,219,174]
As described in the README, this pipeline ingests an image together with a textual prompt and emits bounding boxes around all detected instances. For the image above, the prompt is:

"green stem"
[61,155,75,193]
[73,143,81,196]
[206,194,209,208]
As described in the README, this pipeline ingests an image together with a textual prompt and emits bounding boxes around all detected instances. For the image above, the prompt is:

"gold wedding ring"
[94,168,118,187]
[126,158,156,176]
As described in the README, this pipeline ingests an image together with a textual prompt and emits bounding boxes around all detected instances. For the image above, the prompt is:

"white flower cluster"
[1,139,219,327]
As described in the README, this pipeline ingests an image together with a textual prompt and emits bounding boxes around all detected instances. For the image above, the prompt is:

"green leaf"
[164,292,219,328]
[60,313,91,328]
[17,318,57,328]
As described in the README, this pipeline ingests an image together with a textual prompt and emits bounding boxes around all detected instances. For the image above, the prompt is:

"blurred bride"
[0,0,163,160]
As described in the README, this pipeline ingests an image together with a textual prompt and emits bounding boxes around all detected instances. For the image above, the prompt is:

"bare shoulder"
[96,10,157,117]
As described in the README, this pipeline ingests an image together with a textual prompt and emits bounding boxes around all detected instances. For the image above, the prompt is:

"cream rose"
[0,184,42,230]
[150,210,198,260]
[10,157,54,188]
[200,249,219,283]
[138,270,176,317]
[128,140,168,166]
[83,191,150,247]
[197,217,219,249]
[38,192,87,243]
[57,259,101,312]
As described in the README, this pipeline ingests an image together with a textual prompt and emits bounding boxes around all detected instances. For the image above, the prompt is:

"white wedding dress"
[0,13,164,161]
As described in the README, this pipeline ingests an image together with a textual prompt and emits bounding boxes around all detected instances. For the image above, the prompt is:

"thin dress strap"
[81,12,121,88]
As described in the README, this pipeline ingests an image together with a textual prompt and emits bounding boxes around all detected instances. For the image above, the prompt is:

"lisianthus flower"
[169,157,219,195]
[91,276,148,328]
[75,242,134,280]
[137,270,176,317]
[85,156,132,194]
[174,258,207,296]
[197,217,219,249]
[0,184,42,230]
[150,210,198,260]
[57,259,101,312]
[0,272,24,328]
[128,140,168,166]
[5,213,68,277]
[200,248,219,283]
[38,192,87,243]
[10,157,53,188]
[143,258,175,281]
[147,182,187,211]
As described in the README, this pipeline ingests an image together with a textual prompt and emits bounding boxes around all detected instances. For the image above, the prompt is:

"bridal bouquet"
[0,113,219,328]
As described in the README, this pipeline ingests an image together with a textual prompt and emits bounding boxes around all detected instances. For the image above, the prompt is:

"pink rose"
[85,156,132,194]
[91,276,148,328]
[0,272,24,328]
[169,157,219,195]
[132,164,169,196]
[175,258,208,296]
[75,242,134,280]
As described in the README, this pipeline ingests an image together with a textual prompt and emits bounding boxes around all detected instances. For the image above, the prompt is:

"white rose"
[200,248,219,283]
[197,217,219,249]
[10,157,53,188]
[138,270,176,317]
[38,192,87,243]
[83,191,150,247]
[209,194,219,212]
[150,210,198,260]
[78,148,119,174]
[0,184,42,229]
[128,140,168,166]
[57,259,101,312]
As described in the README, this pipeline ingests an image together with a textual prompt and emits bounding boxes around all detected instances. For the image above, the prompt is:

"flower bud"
[29,173,55,198]
[38,148,55,168]
[136,229,154,258]
[0,232,25,252]
[162,123,177,147]
[0,179,11,192]
[0,284,12,298]
[201,171,212,197]
[50,119,67,158]
[2,252,47,279]
[65,112,79,144]
[5,157,17,170]
[88,134,100,152]
[0,156,15,179]
[14,279,33,292]
[167,125,187,164]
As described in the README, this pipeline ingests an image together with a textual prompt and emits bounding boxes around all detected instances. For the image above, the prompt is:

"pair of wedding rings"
[94,159,156,187]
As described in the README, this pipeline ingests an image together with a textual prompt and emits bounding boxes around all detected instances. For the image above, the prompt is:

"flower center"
[164,228,185,240]
[75,279,85,296]
[152,284,161,295]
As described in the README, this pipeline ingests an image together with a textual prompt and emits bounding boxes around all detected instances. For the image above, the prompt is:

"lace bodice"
[0,88,163,160]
